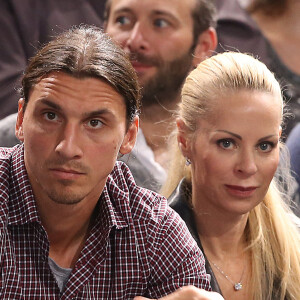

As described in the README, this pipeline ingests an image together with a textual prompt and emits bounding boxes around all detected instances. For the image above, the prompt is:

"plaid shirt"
[0,145,211,299]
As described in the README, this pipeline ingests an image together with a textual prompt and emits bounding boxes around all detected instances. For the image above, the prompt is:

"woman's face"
[182,90,282,216]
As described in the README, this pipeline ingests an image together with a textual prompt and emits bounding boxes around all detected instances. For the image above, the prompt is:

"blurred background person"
[163,52,300,300]
[0,0,105,147]
[0,113,19,147]
[1,0,217,192]
[0,0,105,120]
[215,0,300,140]
[104,0,217,191]
[286,123,300,209]
[0,0,105,119]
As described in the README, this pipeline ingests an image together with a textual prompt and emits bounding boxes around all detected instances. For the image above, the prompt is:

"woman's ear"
[176,118,191,158]
[119,116,139,155]
[15,98,25,142]
[279,125,282,138]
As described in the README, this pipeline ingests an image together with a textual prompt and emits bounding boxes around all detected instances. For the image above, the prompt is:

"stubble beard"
[46,182,86,205]
[43,159,90,205]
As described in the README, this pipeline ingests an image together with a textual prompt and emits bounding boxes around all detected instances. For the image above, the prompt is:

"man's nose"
[55,123,83,159]
[125,22,150,53]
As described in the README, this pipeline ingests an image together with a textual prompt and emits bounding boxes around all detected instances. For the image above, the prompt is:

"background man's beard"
[141,52,194,107]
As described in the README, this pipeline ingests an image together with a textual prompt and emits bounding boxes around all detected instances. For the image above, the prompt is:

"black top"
[169,178,287,299]
[168,179,223,295]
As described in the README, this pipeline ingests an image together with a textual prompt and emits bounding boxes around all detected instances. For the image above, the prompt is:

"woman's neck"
[191,185,253,299]
[192,186,249,258]
[196,211,248,259]
[196,208,252,300]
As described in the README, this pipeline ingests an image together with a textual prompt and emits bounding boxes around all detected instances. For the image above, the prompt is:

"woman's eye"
[88,119,103,129]
[217,139,235,149]
[44,112,57,121]
[259,142,274,152]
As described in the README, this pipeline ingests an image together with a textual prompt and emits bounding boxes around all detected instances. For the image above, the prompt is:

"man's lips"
[130,61,154,71]
[49,168,85,180]
[225,185,258,197]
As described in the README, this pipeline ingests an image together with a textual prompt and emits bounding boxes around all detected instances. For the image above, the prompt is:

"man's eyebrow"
[82,109,116,119]
[215,130,242,140]
[39,99,62,111]
[113,8,177,21]
[112,7,133,15]
[152,9,177,20]
[38,99,116,119]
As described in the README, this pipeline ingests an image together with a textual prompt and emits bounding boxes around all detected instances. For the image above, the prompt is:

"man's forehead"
[33,72,118,94]
[109,0,196,19]
[29,72,125,107]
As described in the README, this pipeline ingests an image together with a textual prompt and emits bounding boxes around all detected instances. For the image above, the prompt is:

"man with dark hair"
[0,26,223,300]
[104,0,217,191]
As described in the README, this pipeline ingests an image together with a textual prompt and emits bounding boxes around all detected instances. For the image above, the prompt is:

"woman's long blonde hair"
[162,52,300,300]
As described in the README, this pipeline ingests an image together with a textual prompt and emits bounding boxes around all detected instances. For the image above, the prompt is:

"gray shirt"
[48,257,72,293]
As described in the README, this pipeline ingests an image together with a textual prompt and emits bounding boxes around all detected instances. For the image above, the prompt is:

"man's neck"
[140,97,179,170]
[36,195,99,268]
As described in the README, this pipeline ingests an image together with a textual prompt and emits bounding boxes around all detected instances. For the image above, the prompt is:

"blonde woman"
[162,52,300,300]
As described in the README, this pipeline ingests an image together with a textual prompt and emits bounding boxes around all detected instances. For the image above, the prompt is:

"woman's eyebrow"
[215,130,242,140]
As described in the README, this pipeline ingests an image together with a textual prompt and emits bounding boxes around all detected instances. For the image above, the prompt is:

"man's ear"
[119,116,139,155]
[176,118,191,158]
[192,27,217,68]
[15,98,25,142]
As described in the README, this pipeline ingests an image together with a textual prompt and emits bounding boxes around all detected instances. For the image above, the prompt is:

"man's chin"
[136,71,156,86]
[47,190,85,205]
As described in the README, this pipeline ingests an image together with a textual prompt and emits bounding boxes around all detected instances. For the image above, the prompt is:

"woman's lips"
[225,184,257,198]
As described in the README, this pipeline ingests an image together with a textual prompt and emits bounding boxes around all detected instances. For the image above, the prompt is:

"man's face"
[16,72,137,206]
[105,0,197,106]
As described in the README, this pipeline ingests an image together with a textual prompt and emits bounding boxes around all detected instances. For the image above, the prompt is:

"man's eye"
[116,16,131,26]
[88,119,103,129]
[44,112,57,121]
[153,19,169,28]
